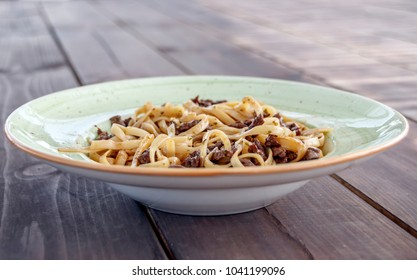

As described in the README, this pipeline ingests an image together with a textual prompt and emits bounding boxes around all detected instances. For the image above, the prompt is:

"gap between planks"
[331,174,417,239]
[38,4,83,85]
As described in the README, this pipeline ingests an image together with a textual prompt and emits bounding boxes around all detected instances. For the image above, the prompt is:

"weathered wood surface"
[0,2,166,259]
[1,0,417,259]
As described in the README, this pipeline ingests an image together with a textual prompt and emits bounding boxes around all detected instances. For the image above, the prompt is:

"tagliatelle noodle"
[59,96,330,168]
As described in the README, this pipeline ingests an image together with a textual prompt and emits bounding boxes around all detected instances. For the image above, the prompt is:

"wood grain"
[0,3,166,259]
[99,0,318,82]
[267,176,417,259]
[2,0,417,260]
[42,3,183,84]
[336,123,417,232]
[93,0,417,259]
[150,208,313,260]
[1,70,166,260]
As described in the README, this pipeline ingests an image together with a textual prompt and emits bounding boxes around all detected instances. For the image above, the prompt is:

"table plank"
[336,123,417,234]
[150,208,312,260]
[195,0,417,117]
[266,176,417,259]
[0,2,166,259]
[43,3,183,84]
[98,0,317,82]
[3,0,416,260]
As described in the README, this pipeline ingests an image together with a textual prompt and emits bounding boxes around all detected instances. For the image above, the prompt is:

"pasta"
[59,96,330,168]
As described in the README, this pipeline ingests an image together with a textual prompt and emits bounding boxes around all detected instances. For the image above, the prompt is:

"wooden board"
[2,0,417,260]
[43,3,183,84]
[0,3,166,259]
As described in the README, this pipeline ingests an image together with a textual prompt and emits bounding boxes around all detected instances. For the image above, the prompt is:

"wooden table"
[2,0,417,259]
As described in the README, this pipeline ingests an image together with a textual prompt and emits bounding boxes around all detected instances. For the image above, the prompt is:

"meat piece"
[240,158,256,167]
[229,121,247,128]
[110,115,126,126]
[182,150,201,168]
[208,141,223,152]
[303,147,321,161]
[272,146,286,158]
[248,138,267,160]
[191,96,227,107]
[123,117,132,126]
[138,149,151,164]
[272,148,297,164]
[177,120,200,134]
[247,114,264,129]
[273,113,285,127]
[96,127,112,140]
[265,134,280,147]
[211,148,233,164]
[286,122,301,136]
[287,151,297,161]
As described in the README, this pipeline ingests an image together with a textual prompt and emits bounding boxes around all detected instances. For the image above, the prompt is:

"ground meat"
[177,120,200,134]
[273,113,286,127]
[272,146,286,158]
[303,147,321,161]
[285,122,301,136]
[96,127,112,140]
[240,158,256,167]
[265,134,280,147]
[287,151,297,161]
[247,114,264,129]
[191,96,227,107]
[138,149,151,164]
[274,151,297,163]
[182,150,201,168]
[110,115,126,126]
[123,117,132,126]
[248,138,267,160]
[208,141,223,152]
[229,121,247,128]
[211,148,233,164]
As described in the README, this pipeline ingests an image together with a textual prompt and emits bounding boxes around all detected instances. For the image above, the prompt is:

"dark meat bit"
[273,113,286,127]
[240,158,256,167]
[274,151,297,164]
[177,120,200,134]
[191,96,227,107]
[272,146,286,158]
[211,148,233,164]
[96,127,112,140]
[247,114,264,129]
[208,141,223,152]
[229,121,247,128]
[303,147,321,161]
[138,149,151,164]
[229,114,264,129]
[110,115,126,126]
[265,134,280,147]
[285,122,301,136]
[182,150,201,168]
[248,138,267,160]
[124,117,132,126]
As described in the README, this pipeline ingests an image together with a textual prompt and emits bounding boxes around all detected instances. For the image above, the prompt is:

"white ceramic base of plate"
[109,181,308,215]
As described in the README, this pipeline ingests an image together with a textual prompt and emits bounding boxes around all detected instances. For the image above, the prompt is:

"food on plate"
[59,96,330,168]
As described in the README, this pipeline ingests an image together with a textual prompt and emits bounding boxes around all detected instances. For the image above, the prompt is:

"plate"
[4,76,408,215]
